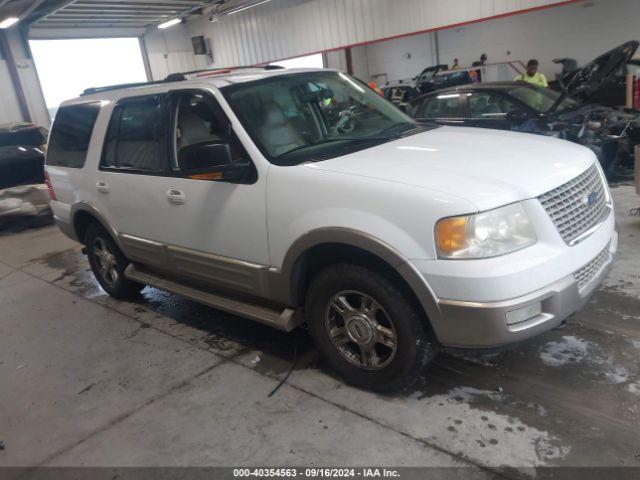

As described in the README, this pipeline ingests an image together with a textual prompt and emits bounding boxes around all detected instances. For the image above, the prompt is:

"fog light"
[506,302,542,326]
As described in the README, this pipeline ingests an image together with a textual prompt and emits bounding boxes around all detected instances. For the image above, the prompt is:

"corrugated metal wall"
[174,0,575,69]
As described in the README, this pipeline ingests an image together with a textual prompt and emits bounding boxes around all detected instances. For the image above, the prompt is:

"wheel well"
[291,243,431,330]
[73,210,100,244]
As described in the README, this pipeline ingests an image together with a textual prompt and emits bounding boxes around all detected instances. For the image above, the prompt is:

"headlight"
[435,203,536,259]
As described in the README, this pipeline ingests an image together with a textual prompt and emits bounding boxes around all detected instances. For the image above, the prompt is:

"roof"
[62,67,334,107]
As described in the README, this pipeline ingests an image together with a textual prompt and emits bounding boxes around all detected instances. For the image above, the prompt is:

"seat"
[179,102,224,148]
[257,101,304,156]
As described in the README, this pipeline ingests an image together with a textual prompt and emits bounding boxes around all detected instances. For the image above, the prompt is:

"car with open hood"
[46,67,617,391]
[408,81,640,179]
[550,40,640,109]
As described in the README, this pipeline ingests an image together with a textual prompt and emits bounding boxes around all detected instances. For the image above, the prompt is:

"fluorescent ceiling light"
[227,0,271,15]
[158,18,181,29]
[0,17,19,29]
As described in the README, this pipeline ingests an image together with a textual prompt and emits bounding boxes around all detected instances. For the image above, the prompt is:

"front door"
[97,89,270,296]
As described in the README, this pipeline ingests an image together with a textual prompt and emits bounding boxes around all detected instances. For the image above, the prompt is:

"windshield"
[506,85,578,114]
[222,71,420,165]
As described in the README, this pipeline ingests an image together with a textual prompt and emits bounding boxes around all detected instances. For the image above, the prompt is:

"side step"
[125,264,303,332]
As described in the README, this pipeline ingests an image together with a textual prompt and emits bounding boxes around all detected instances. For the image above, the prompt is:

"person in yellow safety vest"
[515,59,549,88]
[451,58,460,70]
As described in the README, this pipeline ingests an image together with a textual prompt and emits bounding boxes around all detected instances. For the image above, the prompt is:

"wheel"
[305,263,438,392]
[85,223,144,299]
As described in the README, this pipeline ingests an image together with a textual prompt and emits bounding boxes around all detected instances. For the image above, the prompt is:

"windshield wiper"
[376,122,417,136]
[277,136,393,158]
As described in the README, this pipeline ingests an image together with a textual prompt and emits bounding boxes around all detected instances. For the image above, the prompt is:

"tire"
[85,223,144,299]
[305,263,438,392]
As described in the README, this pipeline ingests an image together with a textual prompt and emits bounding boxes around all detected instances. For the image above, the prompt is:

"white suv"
[46,67,617,391]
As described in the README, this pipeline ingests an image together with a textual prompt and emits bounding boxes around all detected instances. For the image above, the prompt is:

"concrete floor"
[1,185,639,476]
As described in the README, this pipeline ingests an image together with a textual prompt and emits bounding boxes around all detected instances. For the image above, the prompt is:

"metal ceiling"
[0,0,274,34]
[31,0,212,30]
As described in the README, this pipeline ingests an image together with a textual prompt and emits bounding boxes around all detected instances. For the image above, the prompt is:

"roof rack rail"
[80,65,285,96]
[182,64,285,78]
[80,77,184,96]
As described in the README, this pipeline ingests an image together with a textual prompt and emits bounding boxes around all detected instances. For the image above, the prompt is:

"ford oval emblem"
[583,191,598,207]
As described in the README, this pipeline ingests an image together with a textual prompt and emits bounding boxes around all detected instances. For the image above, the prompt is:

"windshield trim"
[220,71,426,166]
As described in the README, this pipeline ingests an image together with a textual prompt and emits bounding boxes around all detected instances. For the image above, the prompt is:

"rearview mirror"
[178,142,251,183]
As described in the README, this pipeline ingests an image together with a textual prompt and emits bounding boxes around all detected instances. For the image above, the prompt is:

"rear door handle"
[96,181,109,193]
[167,189,186,205]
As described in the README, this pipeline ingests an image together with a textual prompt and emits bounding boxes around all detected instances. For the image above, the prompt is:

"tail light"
[44,171,57,201]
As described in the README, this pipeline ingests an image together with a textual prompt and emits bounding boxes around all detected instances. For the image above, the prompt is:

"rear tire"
[85,223,144,299]
[305,263,438,392]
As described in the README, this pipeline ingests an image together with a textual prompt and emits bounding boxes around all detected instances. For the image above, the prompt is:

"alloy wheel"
[92,237,119,286]
[325,290,398,370]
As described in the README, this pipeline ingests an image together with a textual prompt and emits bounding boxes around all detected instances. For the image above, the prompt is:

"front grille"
[538,164,609,244]
[574,244,610,291]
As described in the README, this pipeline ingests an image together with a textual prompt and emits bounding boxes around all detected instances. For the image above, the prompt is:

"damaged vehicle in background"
[409,82,639,179]
[550,40,640,109]
[383,64,473,105]
[0,123,51,226]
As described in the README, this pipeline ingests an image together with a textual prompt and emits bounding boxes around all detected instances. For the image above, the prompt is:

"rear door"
[94,93,171,248]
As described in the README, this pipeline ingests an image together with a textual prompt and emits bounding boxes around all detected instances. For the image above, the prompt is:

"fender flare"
[268,227,442,330]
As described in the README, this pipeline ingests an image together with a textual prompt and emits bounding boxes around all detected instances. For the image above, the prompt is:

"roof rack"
[186,64,284,78]
[80,78,180,96]
[80,65,284,96]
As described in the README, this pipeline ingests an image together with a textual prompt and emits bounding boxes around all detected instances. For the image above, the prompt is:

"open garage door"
[30,37,148,119]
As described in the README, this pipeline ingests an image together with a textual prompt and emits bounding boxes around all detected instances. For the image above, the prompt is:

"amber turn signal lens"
[435,216,468,256]
[188,172,223,180]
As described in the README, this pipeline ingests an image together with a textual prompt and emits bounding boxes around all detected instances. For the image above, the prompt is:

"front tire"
[305,263,438,392]
[85,223,143,299]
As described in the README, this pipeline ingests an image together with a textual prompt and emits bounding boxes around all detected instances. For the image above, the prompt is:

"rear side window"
[47,102,101,168]
[102,95,165,172]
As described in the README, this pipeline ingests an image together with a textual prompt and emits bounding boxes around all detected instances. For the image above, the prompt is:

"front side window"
[172,92,246,170]
[47,102,101,168]
[223,71,426,166]
[414,94,464,119]
[467,92,519,118]
[102,95,164,171]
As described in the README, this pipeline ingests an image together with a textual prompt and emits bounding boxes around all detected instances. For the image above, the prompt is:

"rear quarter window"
[47,102,101,168]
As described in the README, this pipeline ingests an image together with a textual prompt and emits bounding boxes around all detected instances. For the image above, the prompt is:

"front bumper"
[421,230,617,349]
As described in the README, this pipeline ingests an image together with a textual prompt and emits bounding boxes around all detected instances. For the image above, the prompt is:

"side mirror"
[178,142,251,183]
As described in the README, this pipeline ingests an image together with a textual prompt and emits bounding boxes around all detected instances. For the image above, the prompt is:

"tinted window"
[102,95,164,171]
[467,92,519,118]
[414,94,464,119]
[47,103,101,168]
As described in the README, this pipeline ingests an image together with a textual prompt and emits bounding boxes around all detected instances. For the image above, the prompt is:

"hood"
[306,126,596,212]
[560,40,639,98]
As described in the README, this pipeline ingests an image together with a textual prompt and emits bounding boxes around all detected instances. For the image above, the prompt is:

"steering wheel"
[331,107,357,135]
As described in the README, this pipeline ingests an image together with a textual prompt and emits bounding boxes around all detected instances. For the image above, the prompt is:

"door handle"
[166,189,186,205]
[96,181,109,193]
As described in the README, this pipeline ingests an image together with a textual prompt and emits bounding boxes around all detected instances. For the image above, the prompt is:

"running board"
[124,264,303,332]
